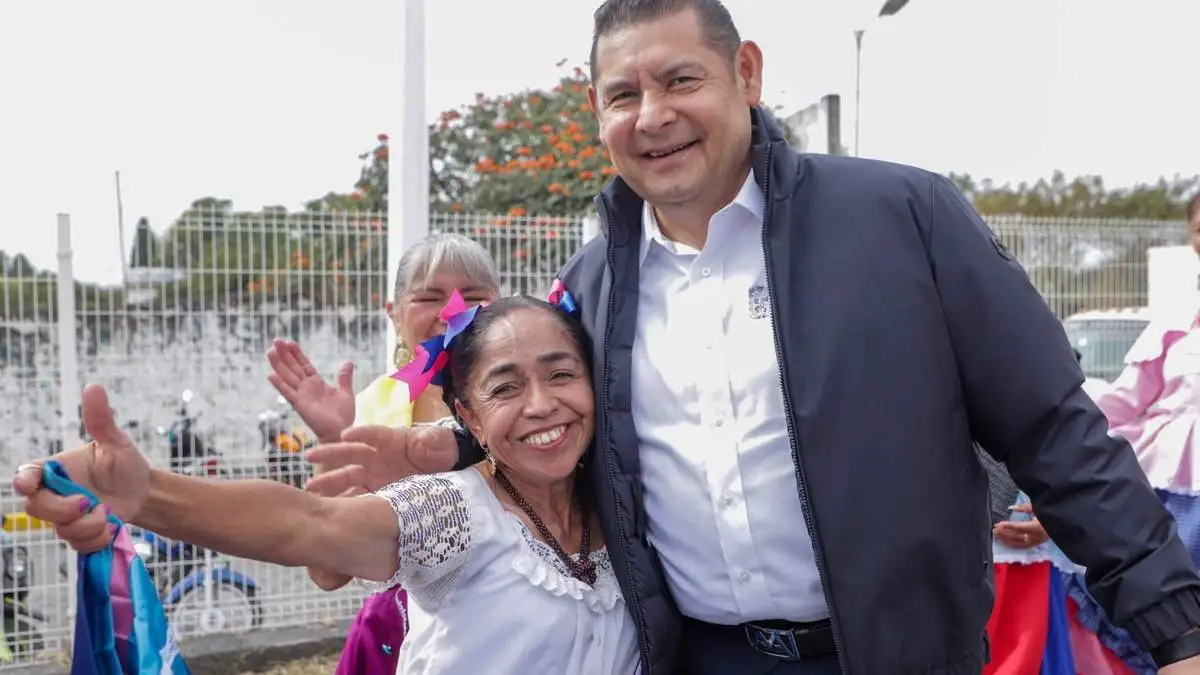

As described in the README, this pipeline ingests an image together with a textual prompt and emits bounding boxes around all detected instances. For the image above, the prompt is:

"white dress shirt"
[630,169,829,625]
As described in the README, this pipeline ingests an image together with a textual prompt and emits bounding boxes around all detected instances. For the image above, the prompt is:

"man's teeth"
[648,142,692,158]
[523,426,566,447]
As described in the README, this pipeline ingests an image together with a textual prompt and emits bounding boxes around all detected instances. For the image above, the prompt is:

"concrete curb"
[4,622,350,674]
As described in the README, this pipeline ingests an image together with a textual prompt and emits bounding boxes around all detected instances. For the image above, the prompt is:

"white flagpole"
[386,0,431,370]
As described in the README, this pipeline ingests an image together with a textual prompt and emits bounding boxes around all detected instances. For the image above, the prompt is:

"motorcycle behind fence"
[258,396,315,489]
[129,526,263,635]
[0,518,62,662]
[160,389,228,479]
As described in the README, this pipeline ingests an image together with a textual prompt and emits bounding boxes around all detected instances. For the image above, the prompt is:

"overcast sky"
[2,0,1195,284]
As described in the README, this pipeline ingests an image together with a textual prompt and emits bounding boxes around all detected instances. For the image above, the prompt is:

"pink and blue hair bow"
[392,281,578,402]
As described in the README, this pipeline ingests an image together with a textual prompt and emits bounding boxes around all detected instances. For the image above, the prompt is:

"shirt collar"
[639,168,764,265]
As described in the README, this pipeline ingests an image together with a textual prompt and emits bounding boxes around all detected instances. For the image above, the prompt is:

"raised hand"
[13,384,152,551]
[267,338,356,443]
[305,424,460,495]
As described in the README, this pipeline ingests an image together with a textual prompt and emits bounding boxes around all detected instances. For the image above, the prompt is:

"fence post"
[55,213,81,635]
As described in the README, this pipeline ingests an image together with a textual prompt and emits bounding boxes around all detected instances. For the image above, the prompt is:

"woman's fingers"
[267,342,303,390]
[12,462,45,497]
[25,491,92,528]
[278,340,316,378]
[55,506,112,551]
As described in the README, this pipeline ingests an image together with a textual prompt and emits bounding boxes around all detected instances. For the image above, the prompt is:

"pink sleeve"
[1093,358,1165,428]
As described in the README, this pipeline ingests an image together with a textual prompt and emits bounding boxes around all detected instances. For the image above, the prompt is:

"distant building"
[782,94,844,155]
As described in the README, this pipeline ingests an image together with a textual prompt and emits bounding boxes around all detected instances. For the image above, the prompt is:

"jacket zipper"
[598,195,655,673]
[757,145,848,674]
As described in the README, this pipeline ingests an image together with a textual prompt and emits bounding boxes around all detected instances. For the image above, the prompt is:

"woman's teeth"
[523,425,566,447]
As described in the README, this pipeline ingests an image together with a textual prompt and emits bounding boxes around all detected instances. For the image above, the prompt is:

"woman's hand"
[12,384,152,552]
[267,339,356,444]
[993,502,1050,549]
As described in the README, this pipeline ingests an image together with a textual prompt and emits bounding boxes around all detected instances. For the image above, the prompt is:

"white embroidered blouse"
[364,468,639,675]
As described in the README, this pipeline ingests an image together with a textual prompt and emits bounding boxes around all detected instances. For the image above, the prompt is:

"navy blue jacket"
[457,107,1200,673]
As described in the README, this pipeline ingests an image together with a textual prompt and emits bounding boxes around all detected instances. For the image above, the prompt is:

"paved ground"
[255,654,340,675]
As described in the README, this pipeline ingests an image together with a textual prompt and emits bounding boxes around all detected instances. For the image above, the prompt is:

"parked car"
[1062,307,1153,387]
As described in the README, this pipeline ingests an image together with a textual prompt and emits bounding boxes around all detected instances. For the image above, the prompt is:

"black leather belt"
[742,618,836,661]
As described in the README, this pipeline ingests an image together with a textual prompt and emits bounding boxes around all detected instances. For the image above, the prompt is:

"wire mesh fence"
[0,207,1187,666]
[0,207,585,666]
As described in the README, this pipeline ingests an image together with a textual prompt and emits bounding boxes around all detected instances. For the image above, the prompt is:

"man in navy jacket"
[305,1,1200,673]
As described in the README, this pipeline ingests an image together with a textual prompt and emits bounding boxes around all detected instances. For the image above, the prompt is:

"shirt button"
[738,570,752,584]
[719,492,734,507]
[714,418,724,427]
[700,266,712,277]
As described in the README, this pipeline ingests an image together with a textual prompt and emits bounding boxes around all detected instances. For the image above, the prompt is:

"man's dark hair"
[440,296,591,433]
[1187,191,1200,224]
[589,0,742,84]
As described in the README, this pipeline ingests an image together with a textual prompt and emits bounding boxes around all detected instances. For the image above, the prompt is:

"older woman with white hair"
[264,232,500,675]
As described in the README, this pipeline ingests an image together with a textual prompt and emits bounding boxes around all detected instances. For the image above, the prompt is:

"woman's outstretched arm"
[133,468,399,583]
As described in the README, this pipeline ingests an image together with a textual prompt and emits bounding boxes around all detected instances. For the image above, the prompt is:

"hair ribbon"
[392,283,579,402]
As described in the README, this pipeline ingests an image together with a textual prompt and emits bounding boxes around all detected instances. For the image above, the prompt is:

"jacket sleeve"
[922,173,1200,650]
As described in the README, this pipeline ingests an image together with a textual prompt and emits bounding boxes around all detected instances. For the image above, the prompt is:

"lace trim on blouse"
[360,474,473,609]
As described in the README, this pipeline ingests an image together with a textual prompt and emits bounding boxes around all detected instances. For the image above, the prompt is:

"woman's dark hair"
[440,295,591,430]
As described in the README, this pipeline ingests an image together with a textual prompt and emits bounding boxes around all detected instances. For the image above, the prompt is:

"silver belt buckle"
[745,624,802,661]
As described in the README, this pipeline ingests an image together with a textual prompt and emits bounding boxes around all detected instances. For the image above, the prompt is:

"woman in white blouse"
[13,295,639,675]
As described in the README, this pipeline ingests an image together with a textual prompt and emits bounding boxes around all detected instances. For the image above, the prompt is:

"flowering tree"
[430,64,609,217]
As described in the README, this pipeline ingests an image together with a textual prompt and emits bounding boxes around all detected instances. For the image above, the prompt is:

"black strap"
[1151,629,1200,668]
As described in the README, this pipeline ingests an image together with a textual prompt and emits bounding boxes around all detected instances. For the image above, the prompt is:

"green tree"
[948,170,1199,219]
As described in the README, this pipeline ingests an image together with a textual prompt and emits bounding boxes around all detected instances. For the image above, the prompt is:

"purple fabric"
[109,527,136,667]
[334,588,408,674]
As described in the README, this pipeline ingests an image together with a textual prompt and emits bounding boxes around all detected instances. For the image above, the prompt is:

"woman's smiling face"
[456,306,594,483]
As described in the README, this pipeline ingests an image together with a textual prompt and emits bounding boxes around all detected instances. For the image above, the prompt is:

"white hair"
[392,233,500,300]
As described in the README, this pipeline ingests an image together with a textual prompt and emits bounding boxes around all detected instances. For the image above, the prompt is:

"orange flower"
[450,203,463,213]
[517,145,532,156]
[579,103,592,113]
[519,120,533,129]
[490,216,510,226]
[602,166,617,176]
[572,133,587,143]
[578,146,597,158]
[541,124,555,134]
[529,95,542,106]
[580,170,595,180]
[515,248,529,259]
[555,141,573,154]
[548,183,565,194]
[509,206,528,217]
[567,159,581,169]
[545,229,560,239]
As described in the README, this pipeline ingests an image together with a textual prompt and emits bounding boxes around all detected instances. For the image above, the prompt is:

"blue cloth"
[1040,568,1075,674]
[42,461,190,674]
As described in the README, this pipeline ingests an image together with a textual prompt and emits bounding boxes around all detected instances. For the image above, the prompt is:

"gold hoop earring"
[393,340,412,369]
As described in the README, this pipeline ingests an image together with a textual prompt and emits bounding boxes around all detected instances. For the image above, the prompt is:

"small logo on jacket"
[749,285,769,319]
